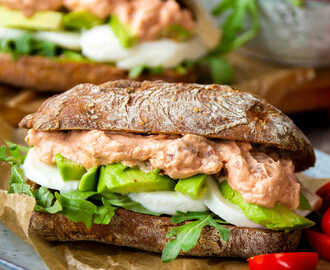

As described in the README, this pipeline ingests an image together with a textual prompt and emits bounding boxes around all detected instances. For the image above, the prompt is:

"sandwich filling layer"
[0,0,195,41]
[27,129,300,210]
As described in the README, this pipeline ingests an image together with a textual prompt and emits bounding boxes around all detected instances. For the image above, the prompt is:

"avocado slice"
[0,6,63,31]
[97,163,175,194]
[109,15,138,48]
[62,11,104,31]
[175,174,207,199]
[79,167,98,192]
[219,181,315,231]
[55,154,86,181]
[163,24,192,41]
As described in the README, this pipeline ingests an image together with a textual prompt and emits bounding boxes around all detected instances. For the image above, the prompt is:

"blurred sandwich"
[0,0,221,91]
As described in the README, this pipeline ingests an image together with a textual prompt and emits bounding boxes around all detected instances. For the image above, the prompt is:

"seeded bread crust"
[29,209,302,258]
[0,54,197,92]
[19,80,315,171]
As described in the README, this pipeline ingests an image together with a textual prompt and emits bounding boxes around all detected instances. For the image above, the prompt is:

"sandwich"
[0,0,222,91]
[1,80,322,262]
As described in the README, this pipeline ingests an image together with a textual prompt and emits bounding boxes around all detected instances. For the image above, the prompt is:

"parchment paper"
[0,126,330,270]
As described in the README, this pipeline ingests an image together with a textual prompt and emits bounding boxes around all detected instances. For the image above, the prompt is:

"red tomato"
[305,230,330,261]
[322,208,330,236]
[248,252,318,270]
[317,183,330,208]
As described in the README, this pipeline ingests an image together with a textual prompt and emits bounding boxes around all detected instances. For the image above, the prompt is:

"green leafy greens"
[161,211,230,262]
[198,0,260,84]
[1,142,232,261]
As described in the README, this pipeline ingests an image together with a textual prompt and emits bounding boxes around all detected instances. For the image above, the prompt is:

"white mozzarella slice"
[34,31,81,50]
[81,25,131,62]
[204,177,264,228]
[22,148,79,192]
[117,37,208,69]
[0,27,26,39]
[128,191,207,215]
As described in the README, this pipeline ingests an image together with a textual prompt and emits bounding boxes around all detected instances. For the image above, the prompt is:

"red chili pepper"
[248,252,318,270]
[305,230,330,261]
[317,183,330,208]
[321,208,330,236]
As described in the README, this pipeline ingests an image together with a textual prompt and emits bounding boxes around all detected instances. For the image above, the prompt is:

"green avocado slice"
[97,163,175,194]
[0,6,63,31]
[175,174,207,199]
[79,167,98,192]
[62,10,104,31]
[219,181,315,231]
[55,154,86,181]
[109,15,138,48]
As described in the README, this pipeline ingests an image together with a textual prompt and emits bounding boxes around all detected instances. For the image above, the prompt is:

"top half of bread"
[19,80,315,171]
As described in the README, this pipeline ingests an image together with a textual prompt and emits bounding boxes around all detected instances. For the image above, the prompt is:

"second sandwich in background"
[0,0,221,91]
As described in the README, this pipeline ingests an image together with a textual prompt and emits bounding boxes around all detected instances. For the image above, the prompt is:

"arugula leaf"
[57,193,97,228]
[7,166,33,195]
[299,192,312,211]
[162,212,230,262]
[0,141,29,166]
[102,193,161,216]
[211,0,260,55]
[0,33,59,59]
[129,65,165,79]
[94,205,117,225]
[61,190,98,201]
[9,183,34,197]
[129,65,145,79]
[34,189,63,214]
[35,186,54,208]
[170,211,210,224]
[206,56,234,84]
[0,39,12,53]
[15,33,33,55]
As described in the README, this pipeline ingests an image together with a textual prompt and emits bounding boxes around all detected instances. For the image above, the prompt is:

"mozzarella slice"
[0,27,26,39]
[81,24,208,68]
[117,37,208,69]
[22,148,80,192]
[34,31,81,50]
[204,177,264,228]
[128,191,207,215]
[81,25,131,62]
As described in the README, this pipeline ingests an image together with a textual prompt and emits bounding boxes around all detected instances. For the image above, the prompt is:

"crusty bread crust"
[0,54,198,92]
[29,209,302,258]
[19,80,315,171]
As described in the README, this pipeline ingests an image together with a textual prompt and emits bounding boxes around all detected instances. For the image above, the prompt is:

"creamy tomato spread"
[1,0,195,41]
[26,129,300,210]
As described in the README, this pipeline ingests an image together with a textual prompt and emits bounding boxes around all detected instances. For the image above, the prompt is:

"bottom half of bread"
[29,208,302,258]
[0,54,198,92]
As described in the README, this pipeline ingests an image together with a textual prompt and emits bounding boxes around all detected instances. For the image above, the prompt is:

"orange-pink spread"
[0,0,195,41]
[26,129,300,210]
